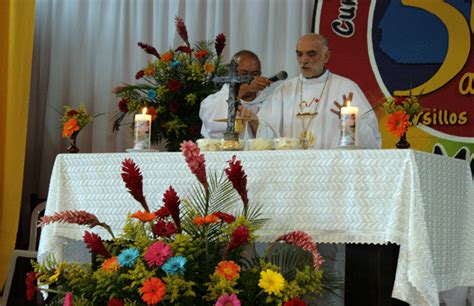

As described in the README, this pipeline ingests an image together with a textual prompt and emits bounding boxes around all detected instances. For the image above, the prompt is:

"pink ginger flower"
[39,210,101,228]
[144,241,173,267]
[63,291,73,306]
[215,293,241,306]
[277,231,324,269]
[180,141,208,190]
[225,155,248,213]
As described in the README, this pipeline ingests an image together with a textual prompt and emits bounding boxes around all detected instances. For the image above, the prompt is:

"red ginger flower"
[118,99,128,112]
[83,231,111,258]
[394,96,407,105]
[66,110,79,117]
[39,210,101,228]
[284,298,307,306]
[152,220,176,237]
[135,69,145,79]
[121,158,150,212]
[108,298,125,306]
[175,46,193,54]
[175,16,189,46]
[163,186,181,232]
[137,42,160,58]
[225,225,250,257]
[215,33,226,56]
[277,231,324,270]
[167,79,182,91]
[26,272,37,301]
[180,141,208,190]
[213,211,236,223]
[225,155,249,214]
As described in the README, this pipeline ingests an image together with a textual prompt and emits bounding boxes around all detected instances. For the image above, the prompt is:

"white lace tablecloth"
[38,149,474,306]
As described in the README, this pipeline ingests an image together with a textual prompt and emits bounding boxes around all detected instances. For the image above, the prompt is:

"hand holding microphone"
[238,71,288,101]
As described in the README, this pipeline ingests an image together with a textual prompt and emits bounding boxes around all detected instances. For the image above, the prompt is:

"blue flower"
[162,256,187,275]
[147,89,157,100]
[171,60,181,68]
[117,248,139,268]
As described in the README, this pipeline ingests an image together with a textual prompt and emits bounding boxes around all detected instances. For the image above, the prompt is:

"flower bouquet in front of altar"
[382,95,421,148]
[27,141,326,305]
[113,17,228,151]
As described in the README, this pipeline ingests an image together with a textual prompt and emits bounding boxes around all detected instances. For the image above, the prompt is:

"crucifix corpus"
[213,59,253,149]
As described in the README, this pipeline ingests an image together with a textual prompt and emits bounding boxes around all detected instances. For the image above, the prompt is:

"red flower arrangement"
[113,17,228,151]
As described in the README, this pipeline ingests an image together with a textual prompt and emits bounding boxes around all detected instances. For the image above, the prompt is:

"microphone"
[268,71,288,82]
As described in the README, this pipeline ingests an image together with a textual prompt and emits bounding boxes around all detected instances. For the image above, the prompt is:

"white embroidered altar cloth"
[38,149,474,306]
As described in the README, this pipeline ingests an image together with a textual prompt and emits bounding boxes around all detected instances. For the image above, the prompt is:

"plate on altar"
[126,148,159,153]
[332,145,368,150]
[214,117,257,122]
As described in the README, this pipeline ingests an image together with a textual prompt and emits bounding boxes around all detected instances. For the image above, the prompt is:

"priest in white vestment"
[257,35,381,149]
[256,33,381,306]
[199,50,274,139]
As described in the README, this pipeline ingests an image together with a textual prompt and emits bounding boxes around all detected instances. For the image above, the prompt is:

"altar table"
[38,149,474,306]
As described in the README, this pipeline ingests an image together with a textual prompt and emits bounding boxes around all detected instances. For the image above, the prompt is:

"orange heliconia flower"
[160,52,173,62]
[215,260,240,280]
[131,210,156,222]
[204,214,220,223]
[193,214,220,226]
[386,110,411,138]
[140,277,166,305]
[204,62,215,73]
[62,118,80,137]
[144,66,155,76]
[101,257,119,272]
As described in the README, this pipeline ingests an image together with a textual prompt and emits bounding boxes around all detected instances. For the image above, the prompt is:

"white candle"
[340,100,359,146]
[134,108,152,150]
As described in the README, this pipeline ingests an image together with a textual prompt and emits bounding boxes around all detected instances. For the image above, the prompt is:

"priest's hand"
[237,105,259,136]
[330,93,353,118]
[238,76,272,101]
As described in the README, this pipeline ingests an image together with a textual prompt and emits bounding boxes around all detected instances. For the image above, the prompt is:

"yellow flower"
[258,269,285,295]
[185,93,197,105]
[48,266,62,283]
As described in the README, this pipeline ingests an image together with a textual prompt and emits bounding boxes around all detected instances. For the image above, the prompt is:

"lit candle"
[340,100,359,146]
[133,107,152,150]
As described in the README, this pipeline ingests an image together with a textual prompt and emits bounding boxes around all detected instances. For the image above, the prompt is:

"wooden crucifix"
[213,59,253,143]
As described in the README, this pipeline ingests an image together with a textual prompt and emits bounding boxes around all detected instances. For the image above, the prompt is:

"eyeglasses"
[237,70,261,77]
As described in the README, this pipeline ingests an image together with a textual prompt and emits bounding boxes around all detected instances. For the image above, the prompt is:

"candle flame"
[347,100,352,108]
[142,107,147,115]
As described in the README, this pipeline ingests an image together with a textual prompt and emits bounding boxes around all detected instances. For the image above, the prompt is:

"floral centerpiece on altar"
[382,95,421,148]
[62,105,93,153]
[113,17,228,151]
[27,141,326,305]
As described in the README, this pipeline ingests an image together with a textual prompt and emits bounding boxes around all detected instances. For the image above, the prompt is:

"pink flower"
[277,231,324,269]
[144,241,173,267]
[215,293,241,306]
[180,141,208,190]
[63,292,73,306]
[25,272,37,301]
[225,156,248,213]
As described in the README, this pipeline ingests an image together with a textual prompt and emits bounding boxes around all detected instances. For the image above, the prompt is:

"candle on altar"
[133,107,152,150]
[339,99,359,146]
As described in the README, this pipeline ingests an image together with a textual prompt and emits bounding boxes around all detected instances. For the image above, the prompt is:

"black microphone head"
[268,71,288,82]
